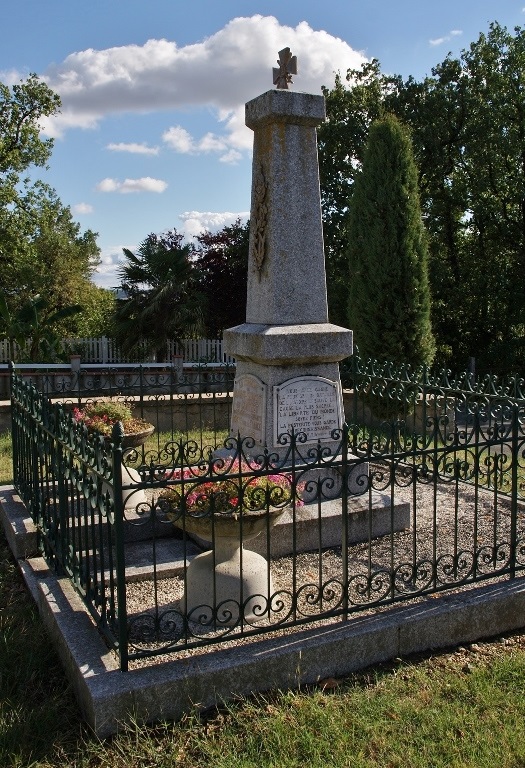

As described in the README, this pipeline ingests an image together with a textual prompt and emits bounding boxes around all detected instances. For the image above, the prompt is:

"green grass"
[142,428,229,458]
[0,429,231,488]
[2,525,525,767]
[0,431,12,485]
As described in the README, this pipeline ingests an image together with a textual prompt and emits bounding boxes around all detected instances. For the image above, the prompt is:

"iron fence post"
[29,385,41,525]
[111,421,129,671]
[510,403,519,579]
[341,422,349,620]
[350,352,358,454]
[55,404,69,572]
[9,362,19,488]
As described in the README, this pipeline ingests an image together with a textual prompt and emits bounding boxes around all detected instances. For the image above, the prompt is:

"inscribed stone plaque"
[273,376,343,446]
[230,374,267,443]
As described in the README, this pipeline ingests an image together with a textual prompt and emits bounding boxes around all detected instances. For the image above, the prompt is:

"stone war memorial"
[224,47,353,460]
[183,48,371,624]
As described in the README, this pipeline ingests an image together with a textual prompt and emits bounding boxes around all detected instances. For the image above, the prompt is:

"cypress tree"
[347,114,435,367]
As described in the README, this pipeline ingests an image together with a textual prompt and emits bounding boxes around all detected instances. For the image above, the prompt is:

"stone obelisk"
[223,49,352,457]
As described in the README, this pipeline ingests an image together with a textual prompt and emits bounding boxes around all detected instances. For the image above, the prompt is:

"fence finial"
[111,421,125,445]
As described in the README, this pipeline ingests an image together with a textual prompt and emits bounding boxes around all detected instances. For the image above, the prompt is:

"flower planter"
[118,424,155,450]
[73,400,154,513]
[101,424,155,513]
[160,466,300,625]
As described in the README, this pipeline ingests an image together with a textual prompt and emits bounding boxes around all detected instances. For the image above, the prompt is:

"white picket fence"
[0,337,234,364]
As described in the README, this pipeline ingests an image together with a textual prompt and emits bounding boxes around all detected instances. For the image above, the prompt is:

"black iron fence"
[10,355,525,670]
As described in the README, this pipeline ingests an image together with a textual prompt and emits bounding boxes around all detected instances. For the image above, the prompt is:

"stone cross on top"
[273,47,297,89]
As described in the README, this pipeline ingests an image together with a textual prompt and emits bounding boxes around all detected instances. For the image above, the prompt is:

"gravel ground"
[123,466,525,669]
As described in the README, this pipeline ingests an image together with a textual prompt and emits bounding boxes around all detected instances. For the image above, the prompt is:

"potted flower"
[73,400,155,448]
[74,400,155,513]
[159,465,301,540]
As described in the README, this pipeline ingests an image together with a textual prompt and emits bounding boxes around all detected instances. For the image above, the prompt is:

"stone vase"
[102,424,155,512]
[182,506,284,625]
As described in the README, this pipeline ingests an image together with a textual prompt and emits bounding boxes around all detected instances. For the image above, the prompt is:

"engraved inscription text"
[273,376,343,445]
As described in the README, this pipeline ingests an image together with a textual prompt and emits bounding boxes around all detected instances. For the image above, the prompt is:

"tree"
[318,61,402,326]
[319,25,525,374]
[69,284,117,338]
[114,230,204,361]
[0,74,60,205]
[3,184,99,302]
[450,23,525,373]
[0,75,101,341]
[192,219,249,337]
[347,115,435,367]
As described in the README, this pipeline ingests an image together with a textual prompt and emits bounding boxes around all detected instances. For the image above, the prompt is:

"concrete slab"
[123,537,201,582]
[0,486,38,559]
[0,488,199,583]
[251,493,411,557]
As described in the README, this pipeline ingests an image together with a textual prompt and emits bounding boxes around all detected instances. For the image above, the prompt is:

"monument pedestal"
[184,494,411,560]
[224,322,352,457]
[184,540,274,626]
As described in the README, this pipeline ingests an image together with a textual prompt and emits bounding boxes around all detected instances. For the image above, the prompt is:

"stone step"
[122,537,201,582]
[165,492,411,564]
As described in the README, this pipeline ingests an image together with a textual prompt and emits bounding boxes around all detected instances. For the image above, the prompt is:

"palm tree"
[114,230,204,362]
[0,293,83,362]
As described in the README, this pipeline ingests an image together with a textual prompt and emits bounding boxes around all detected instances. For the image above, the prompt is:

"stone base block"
[250,493,410,558]
[188,492,410,558]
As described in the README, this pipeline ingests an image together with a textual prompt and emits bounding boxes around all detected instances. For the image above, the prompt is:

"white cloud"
[179,210,249,239]
[106,142,159,155]
[96,176,167,193]
[162,123,241,162]
[162,125,195,153]
[219,149,242,164]
[92,245,127,289]
[429,29,463,46]
[199,132,228,153]
[72,202,93,214]
[33,15,365,158]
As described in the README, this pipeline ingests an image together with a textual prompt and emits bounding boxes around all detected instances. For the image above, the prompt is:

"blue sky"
[2,1,525,289]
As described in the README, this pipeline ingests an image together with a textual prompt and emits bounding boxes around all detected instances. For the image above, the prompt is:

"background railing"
[0,337,235,364]
[10,353,525,671]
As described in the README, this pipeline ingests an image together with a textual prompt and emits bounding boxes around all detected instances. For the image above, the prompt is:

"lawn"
[0,428,231,488]
[0,431,12,485]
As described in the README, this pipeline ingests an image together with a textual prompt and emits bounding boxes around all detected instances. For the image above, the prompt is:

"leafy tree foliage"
[0,74,60,204]
[2,184,100,305]
[114,230,204,361]
[0,75,101,346]
[347,115,435,367]
[70,284,116,338]
[318,61,402,326]
[318,22,525,374]
[192,219,249,337]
